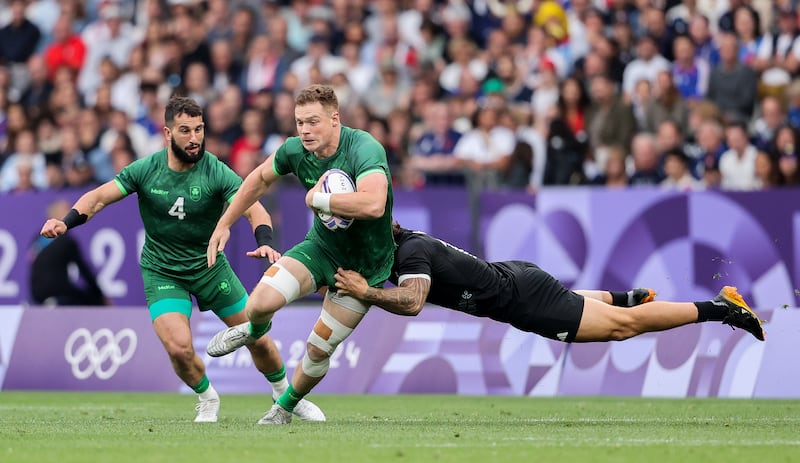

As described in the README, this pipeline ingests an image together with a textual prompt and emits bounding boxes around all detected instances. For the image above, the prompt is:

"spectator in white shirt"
[719,121,759,190]
[453,105,516,189]
[622,33,670,101]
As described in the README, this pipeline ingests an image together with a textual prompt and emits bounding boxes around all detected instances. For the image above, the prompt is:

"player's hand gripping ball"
[318,169,355,230]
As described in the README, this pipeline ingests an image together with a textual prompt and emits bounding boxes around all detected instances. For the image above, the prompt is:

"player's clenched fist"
[40,219,67,238]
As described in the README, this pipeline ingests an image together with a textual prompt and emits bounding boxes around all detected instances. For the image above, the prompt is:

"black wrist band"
[63,208,88,229]
[254,224,274,248]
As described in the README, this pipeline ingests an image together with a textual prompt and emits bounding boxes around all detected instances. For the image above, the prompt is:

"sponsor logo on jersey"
[157,284,176,290]
[189,185,202,201]
[304,178,317,185]
[150,188,169,196]
[219,279,232,295]
[556,331,569,341]
[457,291,476,313]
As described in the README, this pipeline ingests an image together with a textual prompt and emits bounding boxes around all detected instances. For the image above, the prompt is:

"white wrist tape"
[312,192,332,214]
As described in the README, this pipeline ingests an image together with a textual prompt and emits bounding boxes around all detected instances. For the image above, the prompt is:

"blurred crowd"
[1,0,800,195]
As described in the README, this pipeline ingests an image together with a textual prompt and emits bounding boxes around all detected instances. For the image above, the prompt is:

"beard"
[171,137,205,164]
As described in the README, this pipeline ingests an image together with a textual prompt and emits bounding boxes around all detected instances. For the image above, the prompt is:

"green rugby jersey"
[114,149,241,274]
[273,126,395,284]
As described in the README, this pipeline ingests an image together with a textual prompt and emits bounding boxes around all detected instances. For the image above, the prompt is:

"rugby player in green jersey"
[39,96,324,423]
[205,84,396,424]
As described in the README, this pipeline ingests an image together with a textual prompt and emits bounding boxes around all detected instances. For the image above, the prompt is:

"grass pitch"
[1,392,798,463]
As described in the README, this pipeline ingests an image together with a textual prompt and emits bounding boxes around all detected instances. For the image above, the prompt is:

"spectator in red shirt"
[43,14,86,82]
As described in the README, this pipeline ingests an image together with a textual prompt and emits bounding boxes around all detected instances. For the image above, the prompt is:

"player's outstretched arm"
[334,268,431,316]
[40,181,125,238]
[242,201,281,262]
[208,154,279,267]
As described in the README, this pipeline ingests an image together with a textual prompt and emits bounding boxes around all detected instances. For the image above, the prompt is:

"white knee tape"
[301,352,330,378]
[306,310,354,355]
[326,290,370,314]
[259,263,301,303]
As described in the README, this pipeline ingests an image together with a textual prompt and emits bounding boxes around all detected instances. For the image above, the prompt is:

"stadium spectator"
[655,114,684,150]
[207,38,241,95]
[645,70,690,133]
[173,8,212,84]
[0,128,47,192]
[502,135,535,191]
[530,57,560,123]
[593,33,627,86]
[439,36,488,96]
[77,1,138,104]
[565,0,591,61]
[754,149,782,189]
[753,5,800,91]
[688,13,720,67]
[204,84,394,425]
[751,95,787,151]
[407,101,465,188]
[0,0,41,66]
[227,4,257,65]
[718,0,751,33]
[332,224,764,345]
[671,35,709,101]
[39,95,324,424]
[707,32,758,121]
[454,105,516,190]
[362,61,412,119]
[732,5,763,67]
[1,0,41,104]
[287,33,346,90]
[585,73,636,176]
[661,149,704,190]
[719,120,759,190]
[384,108,412,177]
[43,13,86,82]
[686,117,727,181]
[19,54,51,121]
[29,199,107,306]
[230,107,266,174]
[628,132,665,186]
[630,78,653,131]
[263,90,297,153]
[768,124,800,185]
[182,61,215,109]
[202,0,233,43]
[57,125,95,188]
[536,77,590,187]
[621,33,670,101]
[591,144,629,188]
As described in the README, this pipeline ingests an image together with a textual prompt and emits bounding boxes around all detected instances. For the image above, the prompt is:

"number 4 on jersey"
[168,197,186,220]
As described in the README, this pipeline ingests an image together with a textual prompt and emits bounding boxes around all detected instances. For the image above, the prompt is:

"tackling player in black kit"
[333,224,765,342]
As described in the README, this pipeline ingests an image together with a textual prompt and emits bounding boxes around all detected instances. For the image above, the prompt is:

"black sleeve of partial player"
[395,234,434,281]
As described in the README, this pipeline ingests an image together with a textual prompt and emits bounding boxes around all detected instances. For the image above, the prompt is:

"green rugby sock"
[265,365,286,383]
[249,320,271,338]
[191,375,210,394]
[276,384,305,413]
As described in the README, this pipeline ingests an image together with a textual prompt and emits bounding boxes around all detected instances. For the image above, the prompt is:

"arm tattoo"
[362,278,431,316]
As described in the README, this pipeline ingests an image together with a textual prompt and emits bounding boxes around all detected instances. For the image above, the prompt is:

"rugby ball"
[317,169,355,230]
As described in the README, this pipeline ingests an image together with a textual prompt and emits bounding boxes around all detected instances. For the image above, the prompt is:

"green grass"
[1,392,798,463]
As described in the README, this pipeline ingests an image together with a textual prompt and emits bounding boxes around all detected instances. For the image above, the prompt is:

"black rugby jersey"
[391,228,516,320]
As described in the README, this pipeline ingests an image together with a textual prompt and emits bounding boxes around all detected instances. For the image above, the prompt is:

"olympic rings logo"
[64,328,138,380]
